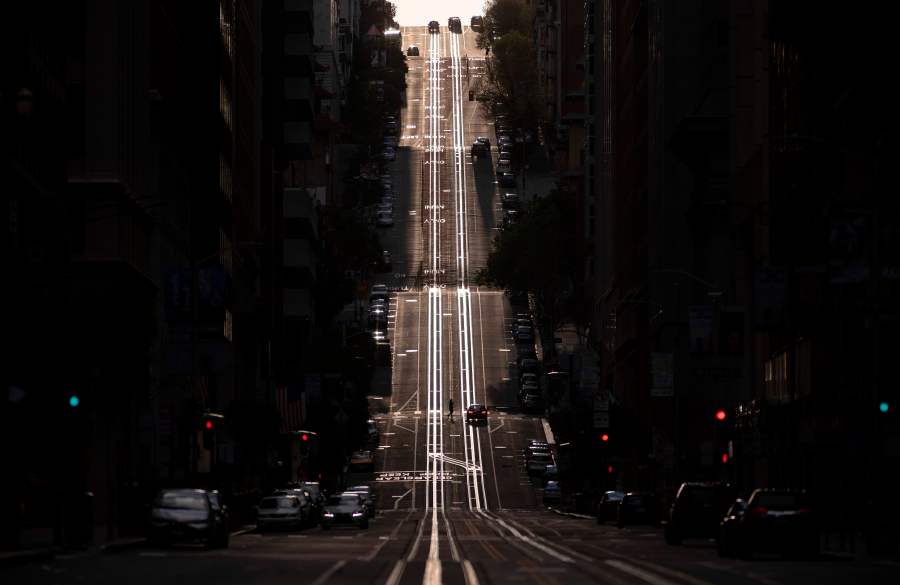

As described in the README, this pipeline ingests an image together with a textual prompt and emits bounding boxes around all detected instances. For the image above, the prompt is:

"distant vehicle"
[521,392,544,413]
[406,45,419,56]
[321,493,368,530]
[376,212,394,227]
[149,489,229,548]
[448,17,462,33]
[379,250,392,272]
[466,403,488,424]
[369,284,389,302]
[349,449,375,472]
[717,498,747,557]
[501,192,520,209]
[542,464,559,485]
[471,137,490,157]
[367,419,380,446]
[498,171,516,188]
[470,15,484,30]
[255,494,309,531]
[543,481,562,505]
[724,489,816,559]
[344,485,377,518]
[664,482,736,545]
[382,147,396,161]
[595,490,625,523]
[428,20,440,33]
[526,451,553,475]
[616,492,661,528]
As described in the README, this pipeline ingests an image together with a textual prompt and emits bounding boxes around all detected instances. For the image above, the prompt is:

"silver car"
[256,494,308,531]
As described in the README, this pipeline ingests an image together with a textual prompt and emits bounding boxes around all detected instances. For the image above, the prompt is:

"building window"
[219,154,232,202]
[220,229,233,274]
[220,78,232,129]
[219,1,234,58]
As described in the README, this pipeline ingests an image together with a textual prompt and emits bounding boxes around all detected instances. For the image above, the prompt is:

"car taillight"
[797,508,811,514]
[749,506,769,517]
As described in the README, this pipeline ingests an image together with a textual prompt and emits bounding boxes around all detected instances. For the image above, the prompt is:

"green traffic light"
[879,402,889,413]
[69,395,80,408]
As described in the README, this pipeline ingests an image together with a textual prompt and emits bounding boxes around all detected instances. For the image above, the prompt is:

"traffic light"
[69,395,81,408]
[715,409,727,421]
[200,412,224,449]
[879,401,890,414]
[600,433,609,442]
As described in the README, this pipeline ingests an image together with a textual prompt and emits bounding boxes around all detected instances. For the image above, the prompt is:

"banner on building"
[650,352,674,397]
[718,310,745,356]
[688,305,714,354]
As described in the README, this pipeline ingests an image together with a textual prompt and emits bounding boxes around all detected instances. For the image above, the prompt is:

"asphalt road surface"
[5,23,898,585]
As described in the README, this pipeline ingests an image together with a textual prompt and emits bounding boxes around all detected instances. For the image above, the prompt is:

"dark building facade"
[585,1,898,549]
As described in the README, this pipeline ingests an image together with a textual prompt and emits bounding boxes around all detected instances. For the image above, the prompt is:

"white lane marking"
[604,560,679,585]
[385,560,406,585]
[424,558,442,585]
[309,560,346,585]
[462,560,481,585]
[393,489,412,510]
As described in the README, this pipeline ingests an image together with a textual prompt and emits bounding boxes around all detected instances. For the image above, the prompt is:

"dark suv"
[428,20,439,33]
[665,482,735,545]
[448,17,461,33]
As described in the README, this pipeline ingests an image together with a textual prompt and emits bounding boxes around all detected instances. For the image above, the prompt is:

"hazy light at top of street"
[392,0,486,28]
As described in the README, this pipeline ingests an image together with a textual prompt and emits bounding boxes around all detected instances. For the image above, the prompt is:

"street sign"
[593,412,610,429]
[651,352,674,397]
[375,471,455,482]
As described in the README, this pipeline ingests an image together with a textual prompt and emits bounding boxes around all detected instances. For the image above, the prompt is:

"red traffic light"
[721,453,729,463]
[204,420,214,430]
[715,409,726,421]
[607,465,614,473]
[600,433,609,442]
[301,433,309,441]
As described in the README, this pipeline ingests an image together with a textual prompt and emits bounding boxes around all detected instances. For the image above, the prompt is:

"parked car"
[727,489,817,559]
[521,391,544,413]
[349,449,375,472]
[369,284,389,303]
[500,192,520,209]
[344,485,377,518]
[471,137,490,157]
[448,16,461,33]
[149,489,229,548]
[321,493,368,530]
[665,482,736,545]
[470,15,484,30]
[542,464,559,485]
[376,212,394,227]
[717,498,747,557]
[428,20,440,33]
[382,147,396,161]
[616,492,661,527]
[543,481,562,506]
[465,403,488,424]
[498,171,517,188]
[527,451,553,476]
[256,494,309,531]
[595,490,625,523]
[366,419,381,446]
[406,45,419,56]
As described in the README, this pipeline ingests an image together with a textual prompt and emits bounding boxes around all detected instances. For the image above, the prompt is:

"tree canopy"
[477,191,588,348]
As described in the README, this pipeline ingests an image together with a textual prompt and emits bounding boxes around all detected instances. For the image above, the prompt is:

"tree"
[489,32,542,128]
[479,0,533,48]
[477,191,587,353]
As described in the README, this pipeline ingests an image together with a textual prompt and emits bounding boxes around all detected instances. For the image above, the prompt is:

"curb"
[231,525,256,537]
[101,538,147,554]
[0,548,54,569]
[548,507,594,520]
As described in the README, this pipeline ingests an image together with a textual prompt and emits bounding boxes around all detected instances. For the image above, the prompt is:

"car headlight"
[353,511,364,517]
[323,512,334,518]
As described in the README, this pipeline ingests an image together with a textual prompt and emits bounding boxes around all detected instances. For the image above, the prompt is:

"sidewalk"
[0,525,256,568]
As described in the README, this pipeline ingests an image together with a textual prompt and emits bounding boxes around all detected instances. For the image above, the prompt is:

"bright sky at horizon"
[391,0,488,29]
